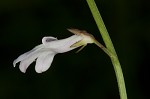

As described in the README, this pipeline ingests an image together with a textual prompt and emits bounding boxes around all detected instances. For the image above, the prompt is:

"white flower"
[13,29,95,73]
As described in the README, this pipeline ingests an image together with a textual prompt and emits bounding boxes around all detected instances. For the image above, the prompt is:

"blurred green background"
[0,0,150,99]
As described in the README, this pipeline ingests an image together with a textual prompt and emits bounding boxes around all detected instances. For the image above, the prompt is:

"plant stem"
[86,0,128,99]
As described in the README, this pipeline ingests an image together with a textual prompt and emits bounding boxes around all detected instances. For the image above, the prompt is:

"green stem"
[86,0,128,99]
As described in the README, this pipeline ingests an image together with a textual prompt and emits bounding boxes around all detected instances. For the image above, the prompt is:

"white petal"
[43,35,83,53]
[19,56,36,73]
[13,44,43,67]
[35,51,56,73]
[18,50,46,73]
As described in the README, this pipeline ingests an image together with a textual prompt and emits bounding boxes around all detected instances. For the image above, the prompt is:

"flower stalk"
[86,0,128,99]
[93,39,114,58]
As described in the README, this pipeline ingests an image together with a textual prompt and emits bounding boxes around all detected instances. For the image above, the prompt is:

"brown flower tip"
[67,28,95,39]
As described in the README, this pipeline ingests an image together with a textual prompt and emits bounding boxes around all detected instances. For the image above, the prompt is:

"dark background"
[0,0,150,99]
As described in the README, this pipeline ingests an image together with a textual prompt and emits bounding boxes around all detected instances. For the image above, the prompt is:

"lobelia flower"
[13,29,95,73]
